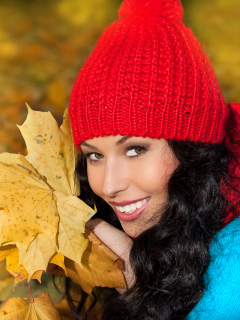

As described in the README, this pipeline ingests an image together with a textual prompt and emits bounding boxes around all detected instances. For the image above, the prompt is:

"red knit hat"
[69,0,230,149]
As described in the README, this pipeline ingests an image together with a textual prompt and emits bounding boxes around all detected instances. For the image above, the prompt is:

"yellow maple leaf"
[0,106,126,296]
[0,292,61,319]
[0,155,59,250]
[19,105,79,197]
[0,106,95,278]
[0,154,19,166]
[54,191,90,264]
[18,106,95,263]
[16,234,56,280]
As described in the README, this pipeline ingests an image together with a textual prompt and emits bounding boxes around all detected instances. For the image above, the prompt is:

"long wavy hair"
[67,139,238,320]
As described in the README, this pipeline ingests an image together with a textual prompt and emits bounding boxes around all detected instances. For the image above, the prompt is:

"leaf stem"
[28,281,34,302]
[58,267,62,288]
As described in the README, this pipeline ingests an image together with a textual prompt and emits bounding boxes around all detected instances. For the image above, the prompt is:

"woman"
[68,0,240,318]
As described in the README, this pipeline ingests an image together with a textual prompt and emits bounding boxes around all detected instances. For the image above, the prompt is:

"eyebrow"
[81,135,132,150]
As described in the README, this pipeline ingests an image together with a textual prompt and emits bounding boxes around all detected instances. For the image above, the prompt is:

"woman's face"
[81,135,179,238]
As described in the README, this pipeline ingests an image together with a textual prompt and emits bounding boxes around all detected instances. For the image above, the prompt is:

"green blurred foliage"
[0,0,239,155]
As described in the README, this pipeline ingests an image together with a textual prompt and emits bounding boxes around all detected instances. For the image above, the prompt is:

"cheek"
[132,158,170,195]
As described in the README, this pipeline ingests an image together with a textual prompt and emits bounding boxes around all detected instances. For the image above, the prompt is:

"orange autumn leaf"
[54,298,75,320]
[65,229,126,295]
[47,231,126,295]
[0,292,61,319]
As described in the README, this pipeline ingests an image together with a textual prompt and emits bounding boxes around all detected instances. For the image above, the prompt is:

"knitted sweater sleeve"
[186,217,240,320]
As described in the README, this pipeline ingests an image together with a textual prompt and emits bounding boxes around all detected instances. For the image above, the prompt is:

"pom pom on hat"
[118,0,183,23]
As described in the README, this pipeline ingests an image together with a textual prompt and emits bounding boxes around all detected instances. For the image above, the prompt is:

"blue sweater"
[186,216,240,319]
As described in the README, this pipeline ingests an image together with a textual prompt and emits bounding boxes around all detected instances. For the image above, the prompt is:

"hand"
[86,218,134,294]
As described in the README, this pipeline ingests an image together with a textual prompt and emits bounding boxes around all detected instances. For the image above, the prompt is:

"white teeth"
[136,201,142,208]
[128,203,137,214]
[115,198,149,214]
[116,206,124,212]
[130,203,137,211]
[124,205,130,213]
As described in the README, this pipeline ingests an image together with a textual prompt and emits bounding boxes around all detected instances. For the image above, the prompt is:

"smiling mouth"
[114,197,150,214]
[113,197,151,222]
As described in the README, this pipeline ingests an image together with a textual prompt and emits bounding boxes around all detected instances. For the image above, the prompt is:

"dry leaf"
[0,292,61,319]
[21,107,95,260]
[0,153,94,266]
[65,229,126,295]
[16,234,56,280]
[18,105,79,196]
[0,211,4,236]
[54,298,74,320]
[49,253,67,276]
[0,106,95,277]
[0,246,15,262]
[0,155,59,250]
[0,246,42,284]
[55,191,90,264]
[0,106,126,296]
[0,154,19,165]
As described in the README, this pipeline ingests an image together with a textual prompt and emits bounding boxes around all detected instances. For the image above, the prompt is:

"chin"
[120,217,155,238]
[120,221,140,238]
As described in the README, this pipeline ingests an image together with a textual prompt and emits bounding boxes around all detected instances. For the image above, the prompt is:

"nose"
[102,158,129,198]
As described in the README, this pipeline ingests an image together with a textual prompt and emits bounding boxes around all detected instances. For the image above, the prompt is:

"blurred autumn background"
[0,0,239,155]
[0,0,239,317]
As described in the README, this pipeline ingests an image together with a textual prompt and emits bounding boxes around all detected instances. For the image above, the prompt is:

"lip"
[109,196,150,207]
[113,197,151,222]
